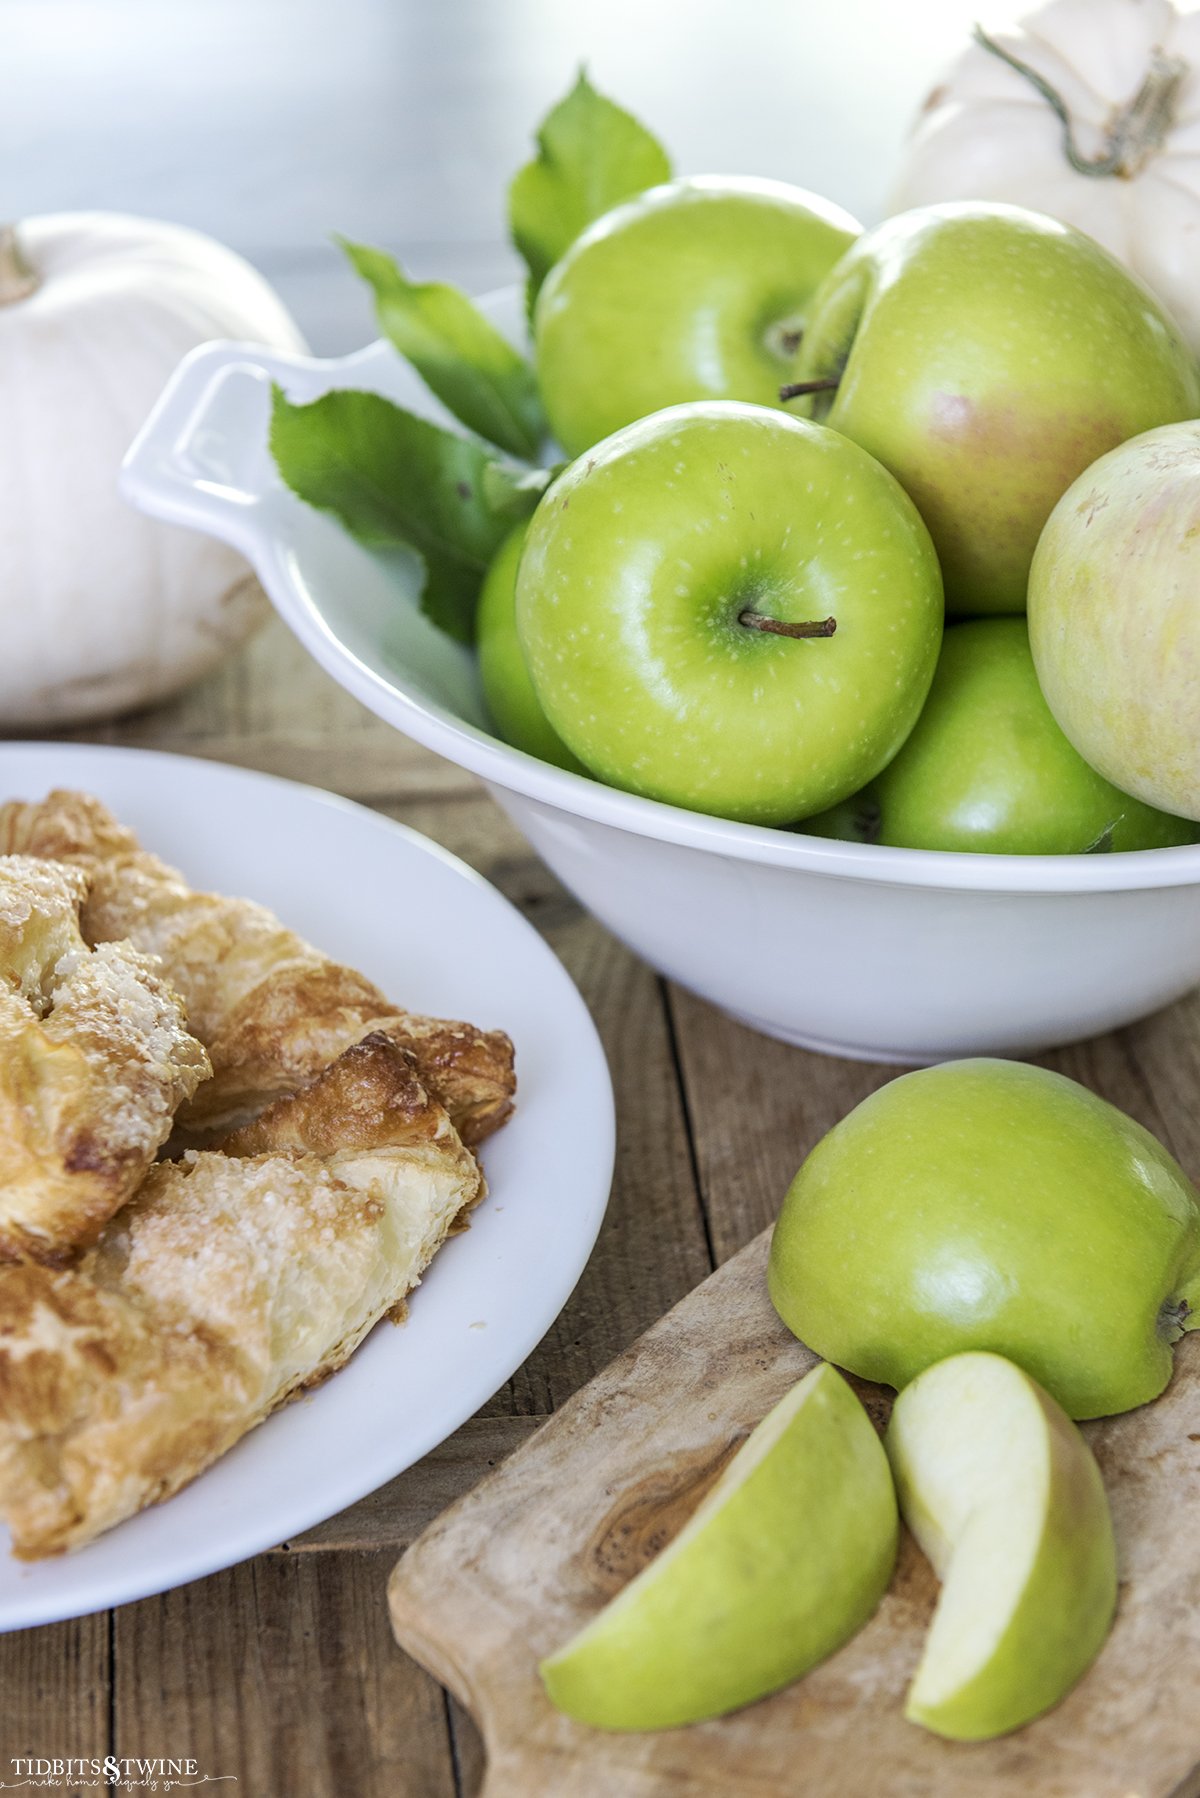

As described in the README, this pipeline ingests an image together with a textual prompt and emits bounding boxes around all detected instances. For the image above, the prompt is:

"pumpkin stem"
[973,24,1187,180]
[0,226,38,304]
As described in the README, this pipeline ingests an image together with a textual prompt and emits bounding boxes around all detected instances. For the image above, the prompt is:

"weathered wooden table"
[5,615,1200,1795]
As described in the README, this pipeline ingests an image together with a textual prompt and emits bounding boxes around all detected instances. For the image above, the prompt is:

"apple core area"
[516,402,944,825]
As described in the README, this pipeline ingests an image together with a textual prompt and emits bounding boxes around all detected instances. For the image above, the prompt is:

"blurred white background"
[8,0,999,349]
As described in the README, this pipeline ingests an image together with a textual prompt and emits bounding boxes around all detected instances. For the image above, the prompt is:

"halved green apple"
[540,1362,898,1731]
[886,1351,1117,1741]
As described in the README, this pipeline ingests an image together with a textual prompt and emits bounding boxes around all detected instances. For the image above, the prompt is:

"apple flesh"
[516,401,943,825]
[477,522,588,774]
[887,1352,1117,1741]
[801,618,1198,853]
[540,1362,898,1731]
[768,1058,1200,1419]
[789,202,1200,615]
[534,175,860,458]
[1029,420,1200,824]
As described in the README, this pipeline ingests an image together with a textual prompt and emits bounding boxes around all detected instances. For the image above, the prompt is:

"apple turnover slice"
[0,1032,482,1557]
[0,856,210,1261]
[0,789,515,1144]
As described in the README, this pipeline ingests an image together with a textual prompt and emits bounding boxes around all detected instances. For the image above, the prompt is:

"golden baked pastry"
[0,855,210,1262]
[0,789,515,1144]
[0,1032,482,1557]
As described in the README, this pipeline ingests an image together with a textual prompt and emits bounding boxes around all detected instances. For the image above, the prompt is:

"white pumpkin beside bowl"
[0,213,305,726]
[890,0,1200,354]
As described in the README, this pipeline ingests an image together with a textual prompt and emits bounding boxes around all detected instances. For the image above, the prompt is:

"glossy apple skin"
[790,202,1200,615]
[801,618,1198,853]
[768,1058,1200,1419]
[516,402,943,826]
[540,1363,898,1730]
[477,523,588,774]
[534,176,860,457]
[1029,421,1200,824]
[887,1353,1116,1741]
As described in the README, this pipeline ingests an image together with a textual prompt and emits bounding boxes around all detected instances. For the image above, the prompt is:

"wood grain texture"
[115,1550,457,1798]
[283,1415,545,1551]
[390,790,713,1418]
[669,980,1200,1268]
[0,1610,110,1771]
[389,1231,1200,1798]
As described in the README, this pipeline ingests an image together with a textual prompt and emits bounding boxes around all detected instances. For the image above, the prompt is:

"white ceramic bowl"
[121,292,1200,1063]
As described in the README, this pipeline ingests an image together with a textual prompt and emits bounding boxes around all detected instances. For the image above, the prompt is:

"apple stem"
[739,610,837,640]
[779,377,841,402]
[972,25,1186,180]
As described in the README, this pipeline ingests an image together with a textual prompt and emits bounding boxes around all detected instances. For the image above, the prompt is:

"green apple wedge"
[540,1363,898,1731]
[516,401,944,825]
[534,176,860,457]
[787,202,1200,614]
[887,1352,1117,1741]
[768,1058,1200,1419]
[800,618,1198,853]
[477,522,588,774]
[1029,420,1200,824]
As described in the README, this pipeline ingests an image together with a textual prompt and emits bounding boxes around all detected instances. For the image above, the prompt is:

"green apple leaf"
[1084,820,1121,853]
[269,384,517,643]
[340,238,546,459]
[509,69,671,303]
[480,459,557,519]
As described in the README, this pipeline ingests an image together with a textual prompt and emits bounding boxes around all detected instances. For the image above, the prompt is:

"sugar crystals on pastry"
[0,789,516,1144]
[0,1032,482,1557]
[0,856,210,1262]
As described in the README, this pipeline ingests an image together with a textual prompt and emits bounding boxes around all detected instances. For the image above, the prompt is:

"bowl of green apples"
[122,76,1200,1065]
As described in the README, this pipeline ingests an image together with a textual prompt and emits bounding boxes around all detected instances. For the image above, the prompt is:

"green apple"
[516,402,943,825]
[887,1352,1117,1741]
[534,176,860,457]
[540,1362,898,1730]
[788,202,1200,615]
[801,618,1198,853]
[477,522,587,774]
[768,1058,1200,1419]
[1029,421,1200,824]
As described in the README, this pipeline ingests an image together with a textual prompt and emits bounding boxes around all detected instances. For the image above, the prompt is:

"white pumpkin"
[0,213,306,726]
[890,0,1200,352]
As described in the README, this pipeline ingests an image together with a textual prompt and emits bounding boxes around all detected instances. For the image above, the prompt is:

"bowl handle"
[119,340,311,552]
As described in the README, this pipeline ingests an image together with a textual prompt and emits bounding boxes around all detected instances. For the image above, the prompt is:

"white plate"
[0,742,614,1630]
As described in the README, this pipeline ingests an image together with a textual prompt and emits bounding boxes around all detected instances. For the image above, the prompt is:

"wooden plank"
[0,1611,110,1771]
[389,1229,1200,1798]
[50,618,473,806]
[667,984,895,1264]
[282,1415,544,1551]
[1043,992,1200,1172]
[393,791,714,1414]
[114,1549,456,1798]
[449,1697,487,1798]
[670,983,1200,1268]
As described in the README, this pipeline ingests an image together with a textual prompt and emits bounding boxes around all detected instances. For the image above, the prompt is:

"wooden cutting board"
[388,1229,1200,1798]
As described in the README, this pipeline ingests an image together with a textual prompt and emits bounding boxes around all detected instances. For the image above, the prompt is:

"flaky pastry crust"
[0,790,515,1144]
[0,1034,482,1557]
[0,857,210,1261]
